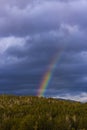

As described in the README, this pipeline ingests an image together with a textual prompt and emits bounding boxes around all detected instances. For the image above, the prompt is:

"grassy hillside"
[0,95,87,130]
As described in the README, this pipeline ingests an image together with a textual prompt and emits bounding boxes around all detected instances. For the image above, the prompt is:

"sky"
[0,0,87,102]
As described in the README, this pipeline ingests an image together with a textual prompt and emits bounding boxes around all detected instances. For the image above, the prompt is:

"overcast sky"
[0,0,87,101]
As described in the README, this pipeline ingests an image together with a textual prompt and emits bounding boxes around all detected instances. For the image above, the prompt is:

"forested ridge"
[0,95,87,130]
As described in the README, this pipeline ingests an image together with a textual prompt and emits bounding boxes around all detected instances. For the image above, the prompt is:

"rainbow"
[37,50,63,97]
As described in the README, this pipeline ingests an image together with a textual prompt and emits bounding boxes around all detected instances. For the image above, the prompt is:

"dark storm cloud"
[0,0,87,36]
[0,0,87,98]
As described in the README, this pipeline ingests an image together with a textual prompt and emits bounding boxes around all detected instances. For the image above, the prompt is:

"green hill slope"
[0,95,87,130]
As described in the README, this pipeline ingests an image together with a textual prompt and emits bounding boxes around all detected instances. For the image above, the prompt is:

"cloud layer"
[0,0,87,101]
[53,92,87,102]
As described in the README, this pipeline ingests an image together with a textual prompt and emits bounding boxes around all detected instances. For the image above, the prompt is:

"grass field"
[0,95,87,130]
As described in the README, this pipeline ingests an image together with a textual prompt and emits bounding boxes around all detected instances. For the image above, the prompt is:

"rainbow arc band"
[37,50,62,97]
[37,43,68,97]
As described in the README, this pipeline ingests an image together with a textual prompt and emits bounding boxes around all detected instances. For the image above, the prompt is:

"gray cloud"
[0,0,87,98]
[0,0,87,36]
